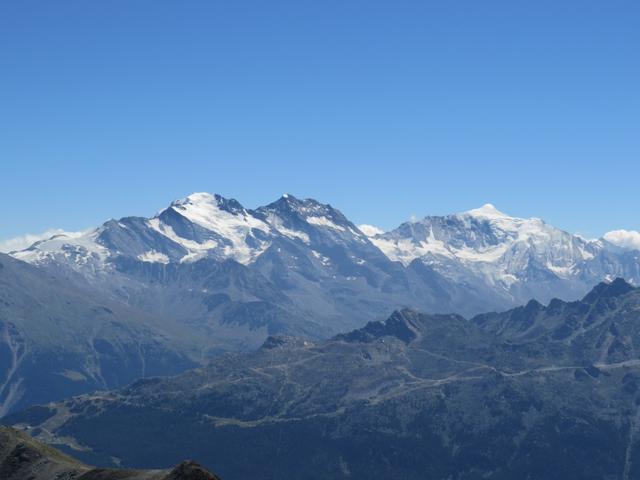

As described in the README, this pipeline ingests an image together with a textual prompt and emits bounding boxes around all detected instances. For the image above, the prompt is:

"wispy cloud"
[0,229,69,253]
[358,224,384,237]
[603,230,640,251]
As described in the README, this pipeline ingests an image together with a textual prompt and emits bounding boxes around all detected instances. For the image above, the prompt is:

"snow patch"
[266,213,310,243]
[464,203,509,220]
[137,251,170,264]
[306,216,346,231]
[311,250,331,266]
[149,218,218,251]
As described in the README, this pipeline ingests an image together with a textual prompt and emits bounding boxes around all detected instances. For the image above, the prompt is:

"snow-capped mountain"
[11,193,461,350]
[14,193,371,273]
[256,193,369,245]
[10,194,640,327]
[369,203,599,277]
[369,203,640,307]
[15,193,273,269]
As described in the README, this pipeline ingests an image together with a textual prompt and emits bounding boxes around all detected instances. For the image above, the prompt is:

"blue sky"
[1,0,639,243]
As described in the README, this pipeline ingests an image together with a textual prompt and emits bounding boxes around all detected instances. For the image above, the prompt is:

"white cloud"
[603,230,640,251]
[0,229,70,253]
[358,224,384,237]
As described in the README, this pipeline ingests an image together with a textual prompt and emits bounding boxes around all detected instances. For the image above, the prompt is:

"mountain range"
[12,193,640,314]
[2,192,639,415]
[7,279,640,479]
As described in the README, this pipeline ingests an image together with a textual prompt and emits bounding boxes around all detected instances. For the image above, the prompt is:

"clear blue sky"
[1,0,639,242]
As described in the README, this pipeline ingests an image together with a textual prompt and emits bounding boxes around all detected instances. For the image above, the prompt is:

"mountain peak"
[266,193,303,210]
[149,192,271,264]
[168,192,246,218]
[464,203,509,219]
[277,193,317,206]
[582,278,636,303]
[180,191,217,204]
[336,309,422,344]
[264,195,336,217]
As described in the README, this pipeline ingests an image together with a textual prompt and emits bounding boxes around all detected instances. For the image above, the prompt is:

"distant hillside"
[0,252,198,415]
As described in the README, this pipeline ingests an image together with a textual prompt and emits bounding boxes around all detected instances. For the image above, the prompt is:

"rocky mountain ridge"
[7,279,640,479]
